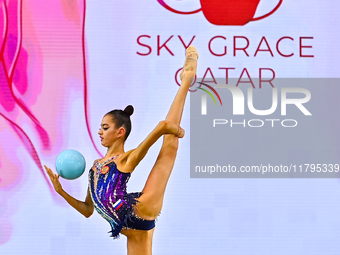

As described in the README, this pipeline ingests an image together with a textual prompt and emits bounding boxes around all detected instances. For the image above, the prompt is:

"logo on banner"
[157,0,283,26]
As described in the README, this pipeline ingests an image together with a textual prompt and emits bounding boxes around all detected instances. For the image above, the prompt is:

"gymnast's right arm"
[44,165,94,218]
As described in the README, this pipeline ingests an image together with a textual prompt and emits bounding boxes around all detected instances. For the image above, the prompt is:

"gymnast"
[45,45,198,255]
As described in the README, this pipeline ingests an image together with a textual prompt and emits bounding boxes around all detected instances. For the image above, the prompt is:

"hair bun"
[123,105,134,117]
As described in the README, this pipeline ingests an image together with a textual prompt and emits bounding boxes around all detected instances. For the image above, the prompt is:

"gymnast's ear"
[106,106,133,141]
[117,126,126,139]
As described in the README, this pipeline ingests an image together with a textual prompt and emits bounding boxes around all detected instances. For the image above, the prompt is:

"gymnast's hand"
[44,165,63,194]
[164,120,185,138]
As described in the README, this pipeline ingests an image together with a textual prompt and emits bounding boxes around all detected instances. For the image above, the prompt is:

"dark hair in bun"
[105,105,134,141]
[123,105,134,117]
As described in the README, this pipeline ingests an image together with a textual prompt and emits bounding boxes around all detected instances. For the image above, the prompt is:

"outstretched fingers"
[44,165,62,194]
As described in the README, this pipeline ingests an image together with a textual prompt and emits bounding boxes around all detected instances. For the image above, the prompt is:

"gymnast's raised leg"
[135,45,198,220]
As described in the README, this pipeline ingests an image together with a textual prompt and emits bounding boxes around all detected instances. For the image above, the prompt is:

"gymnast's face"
[98,115,125,147]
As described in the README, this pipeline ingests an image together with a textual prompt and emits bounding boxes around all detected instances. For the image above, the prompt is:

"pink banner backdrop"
[0,0,101,244]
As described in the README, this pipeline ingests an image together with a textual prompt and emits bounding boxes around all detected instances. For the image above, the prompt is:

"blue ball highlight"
[55,150,86,180]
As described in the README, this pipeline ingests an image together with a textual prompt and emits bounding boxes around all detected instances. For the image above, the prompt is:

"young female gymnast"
[44,45,198,255]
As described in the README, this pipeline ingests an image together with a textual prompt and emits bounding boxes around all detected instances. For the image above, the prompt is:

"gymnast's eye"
[103,128,108,131]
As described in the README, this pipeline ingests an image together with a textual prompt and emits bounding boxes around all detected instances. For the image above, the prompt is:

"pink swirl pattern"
[0,0,102,244]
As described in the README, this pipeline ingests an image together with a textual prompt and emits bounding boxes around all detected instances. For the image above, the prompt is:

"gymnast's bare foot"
[180,45,198,84]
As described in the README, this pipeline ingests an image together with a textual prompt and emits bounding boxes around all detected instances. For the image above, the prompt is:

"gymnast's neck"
[121,228,155,255]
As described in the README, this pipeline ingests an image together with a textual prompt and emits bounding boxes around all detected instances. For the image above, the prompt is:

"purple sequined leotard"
[88,160,140,238]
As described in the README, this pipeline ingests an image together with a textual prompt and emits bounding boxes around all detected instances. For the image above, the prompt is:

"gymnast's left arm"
[122,120,182,172]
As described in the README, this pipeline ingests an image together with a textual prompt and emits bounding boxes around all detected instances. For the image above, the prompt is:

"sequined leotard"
[88,160,155,239]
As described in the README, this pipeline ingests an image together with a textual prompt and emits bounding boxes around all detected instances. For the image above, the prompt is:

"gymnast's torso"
[88,159,155,239]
